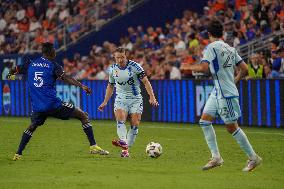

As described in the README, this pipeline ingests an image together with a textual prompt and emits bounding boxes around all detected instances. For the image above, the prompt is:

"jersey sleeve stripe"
[236,59,243,66]
[59,71,65,78]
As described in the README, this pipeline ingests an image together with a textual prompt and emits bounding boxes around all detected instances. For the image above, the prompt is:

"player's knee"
[226,124,238,134]
[73,108,89,123]
[28,124,38,132]
[131,120,140,126]
[200,113,214,122]
[80,111,90,124]
[116,114,125,122]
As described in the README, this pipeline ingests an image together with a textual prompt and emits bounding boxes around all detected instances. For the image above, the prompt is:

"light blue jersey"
[109,60,145,99]
[202,40,243,99]
[202,40,243,123]
[109,60,145,114]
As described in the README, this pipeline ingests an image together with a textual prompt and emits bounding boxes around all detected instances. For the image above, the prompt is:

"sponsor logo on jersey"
[3,84,11,114]
[117,77,134,85]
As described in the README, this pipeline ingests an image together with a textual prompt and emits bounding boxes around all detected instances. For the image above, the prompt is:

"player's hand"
[98,102,107,112]
[149,97,159,107]
[82,85,92,95]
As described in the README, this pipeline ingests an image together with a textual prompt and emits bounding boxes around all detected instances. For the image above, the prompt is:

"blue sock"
[82,123,96,146]
[200,119,220,158]
[232,128,257,160]
[17,130,33,155]
[127,126,138,147]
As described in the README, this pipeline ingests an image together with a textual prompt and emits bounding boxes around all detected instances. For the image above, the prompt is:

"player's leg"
[112,98,129,149]
[112,108,129,157]
[128,113,141,148]
[200,94,223,170]
[13,112,46,160]
[222,98,262,171]
[127,98,143,148]
[226,122,257,159]
[69,106,109,155]
[112,109,128,149]
[71,108,96,145]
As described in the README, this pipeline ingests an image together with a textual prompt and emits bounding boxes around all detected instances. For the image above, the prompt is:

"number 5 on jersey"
[34,72,43,87]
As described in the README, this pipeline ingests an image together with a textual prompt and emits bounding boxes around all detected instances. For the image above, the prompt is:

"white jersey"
[202,40,243,99]
[109,60,145,99]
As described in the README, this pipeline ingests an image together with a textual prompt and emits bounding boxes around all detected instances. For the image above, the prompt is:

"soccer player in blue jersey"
[98,47,158,157]
[8,42,109,160]
[187,20,262,171]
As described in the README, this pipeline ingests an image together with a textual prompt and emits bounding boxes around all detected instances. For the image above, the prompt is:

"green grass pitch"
[0,117,283,189]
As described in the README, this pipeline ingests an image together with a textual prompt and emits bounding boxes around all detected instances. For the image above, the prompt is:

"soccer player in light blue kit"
[188,20,262,171]
[98,47,158,157]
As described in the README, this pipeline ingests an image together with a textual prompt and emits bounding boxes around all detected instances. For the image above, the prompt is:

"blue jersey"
[19,56,64,112]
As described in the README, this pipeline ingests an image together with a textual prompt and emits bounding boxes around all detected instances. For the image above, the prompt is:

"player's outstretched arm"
[187,62,209,73]
[7,67,18,80]
[235,61,248,83]
[7,58,31,80]
[61,74,92,95]
[141,77,159,107]
[98,83,114,111]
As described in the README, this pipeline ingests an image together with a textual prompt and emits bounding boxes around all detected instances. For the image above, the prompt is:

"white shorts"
[114,97,143,114]
[203,94,241,124]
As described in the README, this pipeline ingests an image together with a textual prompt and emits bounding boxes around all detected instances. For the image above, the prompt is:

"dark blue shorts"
[31,102,75,126]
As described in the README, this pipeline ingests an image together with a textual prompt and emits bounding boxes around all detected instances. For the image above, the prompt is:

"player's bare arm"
[7,62,29,79]
[98,83,115,111]
[141,76,159,107]
[187,62,209,73]
[234,61,248,83]
[60,73,92,95]
[7,67,18,80]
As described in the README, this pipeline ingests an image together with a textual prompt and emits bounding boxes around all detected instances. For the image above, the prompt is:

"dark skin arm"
[7,66,20,80]
[60,73,92,95]
[8,66,92,95]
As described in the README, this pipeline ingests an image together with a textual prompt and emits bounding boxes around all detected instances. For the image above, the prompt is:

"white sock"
[232,128,257,160]
[127,126,138,147]
[200,119,220,159]
[117,121,127,142]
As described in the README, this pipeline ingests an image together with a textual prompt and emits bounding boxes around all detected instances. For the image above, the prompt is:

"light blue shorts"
[203,94,241,124]
[114,97,143,114]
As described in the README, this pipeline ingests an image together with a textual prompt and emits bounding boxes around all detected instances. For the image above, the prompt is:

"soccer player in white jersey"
[188,20,262,171]
[98,47,158,157]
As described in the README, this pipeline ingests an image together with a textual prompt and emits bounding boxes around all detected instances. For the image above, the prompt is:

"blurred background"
[0,0,284,127]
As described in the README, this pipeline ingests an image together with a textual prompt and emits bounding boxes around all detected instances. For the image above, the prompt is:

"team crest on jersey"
[114,70,119,77]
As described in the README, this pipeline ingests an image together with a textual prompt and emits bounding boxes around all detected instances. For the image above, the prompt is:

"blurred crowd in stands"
[0,0,284,80]
[0,0,129,54]
[63,0,284,80]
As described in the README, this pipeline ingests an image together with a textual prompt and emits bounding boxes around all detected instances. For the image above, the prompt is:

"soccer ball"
[146,142,162,158]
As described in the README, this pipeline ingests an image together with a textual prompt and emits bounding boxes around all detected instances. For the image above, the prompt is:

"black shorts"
[31,102,75,126]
